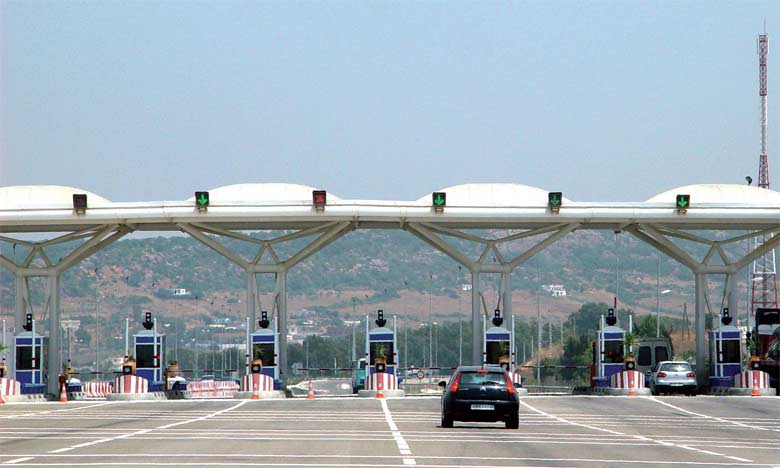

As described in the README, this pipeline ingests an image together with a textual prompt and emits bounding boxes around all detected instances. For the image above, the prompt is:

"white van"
[636,338,672,375]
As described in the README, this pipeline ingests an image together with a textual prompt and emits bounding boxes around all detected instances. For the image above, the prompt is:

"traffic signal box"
[676,194,690,214]
[432,192,446,213]
[548,192,562,214]
[312,190,327,211]
[251,359,263,374]
[72,194,88,214]
[194,191,209,212]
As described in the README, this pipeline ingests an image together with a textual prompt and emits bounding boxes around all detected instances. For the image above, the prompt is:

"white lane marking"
[518,399,753,463]
[2,458,33,465]
[380,399,415,467]
[647,397,780,432]
[0,402,114,419]
[0,453,775,466]
[44,401,248,454]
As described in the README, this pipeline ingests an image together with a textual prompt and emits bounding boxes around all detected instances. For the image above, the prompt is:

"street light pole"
[657,255,661,338]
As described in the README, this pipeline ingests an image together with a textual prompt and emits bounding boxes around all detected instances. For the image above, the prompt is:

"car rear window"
[458,371,506,386]
[659,363,691,372]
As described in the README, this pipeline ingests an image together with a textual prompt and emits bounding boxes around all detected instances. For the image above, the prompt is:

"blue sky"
[1,1,778,202]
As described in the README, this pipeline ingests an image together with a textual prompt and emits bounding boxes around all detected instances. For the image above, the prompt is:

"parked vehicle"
[351,358,366,393]
[439,366,519,429]
[647,361,696,395]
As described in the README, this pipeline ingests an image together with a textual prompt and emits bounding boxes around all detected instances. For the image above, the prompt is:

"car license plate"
[471,404,494,411]
[670,383,683,386]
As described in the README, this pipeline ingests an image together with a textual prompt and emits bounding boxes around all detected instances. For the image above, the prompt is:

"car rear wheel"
[441,415,453,428]
[505,416,519,430]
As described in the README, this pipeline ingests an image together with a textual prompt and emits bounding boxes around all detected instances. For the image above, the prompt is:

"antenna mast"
[751,32,779,314]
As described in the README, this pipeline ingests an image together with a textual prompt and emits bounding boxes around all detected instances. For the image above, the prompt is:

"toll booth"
[250,312,279,384]
[593,309,625,386]
[365,310,397,381]
[709,308,742,387]
[483,309,514,369]
[14,331,46,387]
[133,313,165,383]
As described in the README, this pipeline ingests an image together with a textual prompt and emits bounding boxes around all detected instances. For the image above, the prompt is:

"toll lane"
[0,396,777,468]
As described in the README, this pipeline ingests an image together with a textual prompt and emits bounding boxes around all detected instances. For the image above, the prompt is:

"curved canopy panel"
[0,185,112,209]
[185,183,342,204]
[646,184,780,205]
[416,183,572,206]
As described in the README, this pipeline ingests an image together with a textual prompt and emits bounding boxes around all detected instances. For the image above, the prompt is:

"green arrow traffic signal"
[195,191,210,208]
[432,192,446,207]
[548,192,562,208]
[676,194,690,209]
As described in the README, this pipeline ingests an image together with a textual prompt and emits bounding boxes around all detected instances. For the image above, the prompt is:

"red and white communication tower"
[751,32,779,314]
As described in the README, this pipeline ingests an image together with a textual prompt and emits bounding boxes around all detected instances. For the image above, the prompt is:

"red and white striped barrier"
[365,373,398,391]
[734,370,770,389]
[187,380,239,398]
[241,374,274,392]
[113,375,149,394]
[83,381,112,398]
[610,370,645,390]
[508,372,523,386]
[0,378,21,397]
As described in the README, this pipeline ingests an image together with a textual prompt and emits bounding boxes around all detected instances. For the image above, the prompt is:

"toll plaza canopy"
[1,182,779,394]
[1,182,779,232]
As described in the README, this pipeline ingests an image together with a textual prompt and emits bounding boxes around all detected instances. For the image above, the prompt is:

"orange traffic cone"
[376,376,385,399]
[627,371,637,397]
[751,371,761,397]
[59,382,68,403]
[306,380,315,400]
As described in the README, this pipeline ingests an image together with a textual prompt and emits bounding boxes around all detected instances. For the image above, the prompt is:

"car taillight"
[657,372,667,378]
[505,373,516,395]
[686,372,695,378]
[450,373,462,393]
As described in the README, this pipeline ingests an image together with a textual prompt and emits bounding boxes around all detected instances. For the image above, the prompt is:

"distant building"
[172,288,191,296]
[542,284,567,297]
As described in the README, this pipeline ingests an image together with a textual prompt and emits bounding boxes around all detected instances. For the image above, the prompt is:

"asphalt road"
[0,395,777,467]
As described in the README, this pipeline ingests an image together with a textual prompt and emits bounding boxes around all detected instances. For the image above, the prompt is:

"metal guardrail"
[523,385,573,394]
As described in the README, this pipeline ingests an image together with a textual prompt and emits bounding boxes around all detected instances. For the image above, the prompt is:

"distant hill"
[0,228,744,324]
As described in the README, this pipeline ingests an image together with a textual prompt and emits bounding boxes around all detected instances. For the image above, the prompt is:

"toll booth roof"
[14,331,43,338]
[710,325,741,338]
[485,326,510,335]
[134,330,165,336]
[369,326,394,335]
[251,328,275,336]
[600,326,625,334]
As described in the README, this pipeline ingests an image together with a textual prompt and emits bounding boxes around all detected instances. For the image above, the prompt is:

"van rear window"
[655,346,669,362]
[638,347,651,366]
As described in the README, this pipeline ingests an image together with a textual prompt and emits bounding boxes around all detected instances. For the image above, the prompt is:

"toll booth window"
[136,344,155,368]
[370,342,395,365]
[15,346,41,371]
[637,346,651,366]
[654,346,669,363]
[252,343,275,367]
[604,341,624,363]
[486,341,509,365]
[721,340,740,363]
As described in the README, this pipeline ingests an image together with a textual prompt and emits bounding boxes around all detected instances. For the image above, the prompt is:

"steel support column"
[725,273,739,322]
[246,271,257,333]
[471,271,481,365]
[276,270,288,373]
[695,273,706,386]
[15,273,25,332]
[46,273,61,395]
[501,269,512,335]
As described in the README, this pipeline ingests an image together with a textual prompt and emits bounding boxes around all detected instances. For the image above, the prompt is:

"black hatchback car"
[439,366,520,429]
